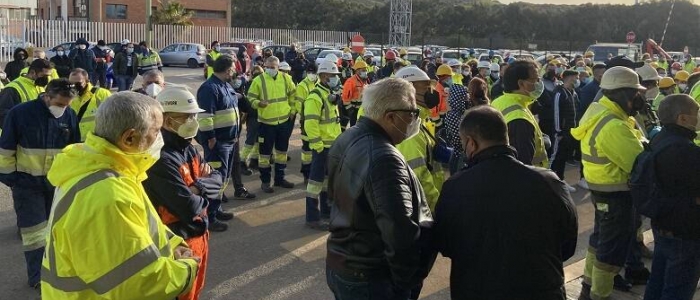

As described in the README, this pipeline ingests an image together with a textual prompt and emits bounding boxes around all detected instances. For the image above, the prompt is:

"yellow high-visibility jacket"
[248,71,297,125]
[303,83,341,152]
[492,92,549,168]
[69,83,112,142]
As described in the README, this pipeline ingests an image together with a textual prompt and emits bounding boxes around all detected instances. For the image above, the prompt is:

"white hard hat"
[121,39,130,45]
[325,54,339,63]
[342,52,352,60]
[393,66,430,82]
[318,60,340,74]
[279,62,291,71]
[156,87,205,114]
[636,63,662,82]
[600,66,646,90]
[490,63,500,72]
[447,59,461,67]
[477,61,491,69]
[363,50,374,57]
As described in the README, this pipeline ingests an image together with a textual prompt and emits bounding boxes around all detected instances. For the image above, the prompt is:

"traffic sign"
[626,31,636,44]
[351,34,365,53]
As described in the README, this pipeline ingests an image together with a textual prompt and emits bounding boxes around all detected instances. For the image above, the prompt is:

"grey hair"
[142,69,164,81]
[69,68,88,78]
[361,78,416,120]
[658,94,699,125]
[265,56,280,66]
[94,92,163,144]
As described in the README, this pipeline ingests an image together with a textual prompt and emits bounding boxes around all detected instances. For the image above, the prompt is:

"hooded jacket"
[70,39,96,73]
[4,48,28,81]
[41,133,197,299]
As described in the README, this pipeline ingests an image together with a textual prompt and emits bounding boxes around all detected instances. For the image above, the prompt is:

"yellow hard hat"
[549,59,561,66]
[343,47,351,53]
[585,51,594,58]
[399,49,408,56]
[353,60,368,70]
[650,62,659,69]
[659,77,676,89]
[436,64,454,76]
[675,70,690,81]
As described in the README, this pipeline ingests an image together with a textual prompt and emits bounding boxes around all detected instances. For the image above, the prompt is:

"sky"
[499,0,697,4]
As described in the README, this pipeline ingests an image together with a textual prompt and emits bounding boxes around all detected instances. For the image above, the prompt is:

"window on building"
[106,4,127,20]
[190,10,226,19]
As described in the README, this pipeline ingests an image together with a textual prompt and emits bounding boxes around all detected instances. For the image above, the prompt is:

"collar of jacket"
[599,96,629,121]
[161,128,191,151]
[502,92,535,108]
[77,82,95,103]
[84,133,157,180]
[466,145,517,167]
[659,123,698,140]
[356,117,393,144]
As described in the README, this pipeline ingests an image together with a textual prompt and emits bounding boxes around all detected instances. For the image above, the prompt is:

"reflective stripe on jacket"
[42,133,198,299]
[70,83,112,142]
[492,92,549,168]
[248,72,296,125]
[303,83,341,151]
[341,74,367,107]
[5,76,44,103]
[570,97,644,192]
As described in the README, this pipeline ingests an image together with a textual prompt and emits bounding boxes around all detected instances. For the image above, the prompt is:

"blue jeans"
[116,75,135,91]
[326,268,411,300]
[643,230,700,300]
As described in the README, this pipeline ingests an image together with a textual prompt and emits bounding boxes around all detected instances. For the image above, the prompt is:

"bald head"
[658,94,699,131]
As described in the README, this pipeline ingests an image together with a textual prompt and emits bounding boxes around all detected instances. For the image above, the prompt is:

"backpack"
[630,135,688,219]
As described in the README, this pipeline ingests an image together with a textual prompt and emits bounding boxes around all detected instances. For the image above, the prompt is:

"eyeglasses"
[387,108,421,120]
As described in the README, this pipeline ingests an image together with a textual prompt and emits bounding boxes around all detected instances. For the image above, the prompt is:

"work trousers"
[550,132,576,180]
[644,229,700,300]
[242,111,260,162]
[258,119,293,183]
[203,140,243,222]
[305,149,330,222]
[13,182,54,286]
[91,69,107,88]
[584,191,637,300]
[300,124,312,180]
[179,231,209,300]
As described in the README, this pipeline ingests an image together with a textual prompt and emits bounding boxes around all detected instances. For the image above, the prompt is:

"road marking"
[207,233,328,299]
[260,272,322,300]
[280,232,329,262]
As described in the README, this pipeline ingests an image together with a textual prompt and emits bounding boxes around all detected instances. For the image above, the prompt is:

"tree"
[152,0,194,26]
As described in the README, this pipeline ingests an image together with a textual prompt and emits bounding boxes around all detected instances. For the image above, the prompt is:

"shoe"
[221,194,229,203]
[216,211,234,221]
[209,220,229,232]
[248,159,259,170]
[578,178,589,190]
[625,267,650,285]
[578,282,591,300]
[241,162,253,176]
[639,241,654,259]
[305,221,329,231]
[234,189,256,200]
[613,274,632,292]
[261,183,274,193]
[565,182,577,193]
[274,179,294,189]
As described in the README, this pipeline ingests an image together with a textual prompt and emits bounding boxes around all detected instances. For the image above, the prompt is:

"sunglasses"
[387,108,421,120]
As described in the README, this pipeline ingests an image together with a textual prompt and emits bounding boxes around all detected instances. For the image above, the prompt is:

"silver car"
[159,43,206,68]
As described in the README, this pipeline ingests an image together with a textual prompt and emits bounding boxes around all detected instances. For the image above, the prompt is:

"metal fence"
[0,18,359,62]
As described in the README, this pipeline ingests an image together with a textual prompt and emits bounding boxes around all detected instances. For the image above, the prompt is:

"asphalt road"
[0,66,666,300]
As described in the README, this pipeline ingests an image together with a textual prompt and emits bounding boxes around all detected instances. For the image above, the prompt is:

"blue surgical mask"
[232,79,243,89]
[556,67,564,74]
[585,77,593,84]
[574,79,581,89]
[529,80,545,99]
[443,77,453,86]
[265,68,278,77]
[328,76,340,88]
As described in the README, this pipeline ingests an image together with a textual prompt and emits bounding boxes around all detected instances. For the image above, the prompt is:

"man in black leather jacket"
[326,78,435,300]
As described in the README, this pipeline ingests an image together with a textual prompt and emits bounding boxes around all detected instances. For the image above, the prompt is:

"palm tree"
[151,0,194,26]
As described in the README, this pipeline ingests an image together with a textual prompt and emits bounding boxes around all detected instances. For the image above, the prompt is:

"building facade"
[0,0,36,19]
[36,0,231,27]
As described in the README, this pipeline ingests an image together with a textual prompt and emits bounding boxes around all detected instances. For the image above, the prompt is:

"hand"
[200,163,212,178]
[208,138,216,150]
[175,246,202,263]
[259,100,269,108]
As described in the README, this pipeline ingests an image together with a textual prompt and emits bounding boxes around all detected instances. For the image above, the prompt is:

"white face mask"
[48,105,66,118]
[57,51,65,56]
[393,113,421,141]
[307,74,318,82]
[679,83,688,91]
[146,83,162,98]
[145,133,164,161]
[646,86,660,100]
[78,44,86,50]
[174,117,200,139]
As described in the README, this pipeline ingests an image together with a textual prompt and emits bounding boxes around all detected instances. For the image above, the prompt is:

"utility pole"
[146,0,152,45]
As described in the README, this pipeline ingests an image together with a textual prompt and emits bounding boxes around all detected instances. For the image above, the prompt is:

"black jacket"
[327,117,435,290]
[4,48,28,81]
[434,145,578,300]
[552,85,578,134]
[143,129,222,239]
[50,55,72,78]
[491,78,505,99]
[70,48,96,73]
[651,124,700,240]
[113,51,139,77]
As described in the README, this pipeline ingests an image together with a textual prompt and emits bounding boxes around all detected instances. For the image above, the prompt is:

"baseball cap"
[605,55,645,70]
[635,64,662,82]
[600,66,646,90]
[156,87,205,114]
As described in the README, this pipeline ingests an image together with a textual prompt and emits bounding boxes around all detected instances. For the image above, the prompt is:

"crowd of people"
[0,36,698,300]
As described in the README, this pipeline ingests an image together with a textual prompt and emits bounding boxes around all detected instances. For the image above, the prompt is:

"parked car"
[315,49,343,66]
[586,43,642,63]
[159,43,206,68]
[263,45,292,58]
[303,47,330,62]
[220,42,261,61]
[45,41,97,59]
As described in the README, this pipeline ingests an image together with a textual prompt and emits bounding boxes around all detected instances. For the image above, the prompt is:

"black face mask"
[75,82,88,95]
[341,61,349,68]
[34,76,49,87]
[630,93,646,116]
[423,90,440,109]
